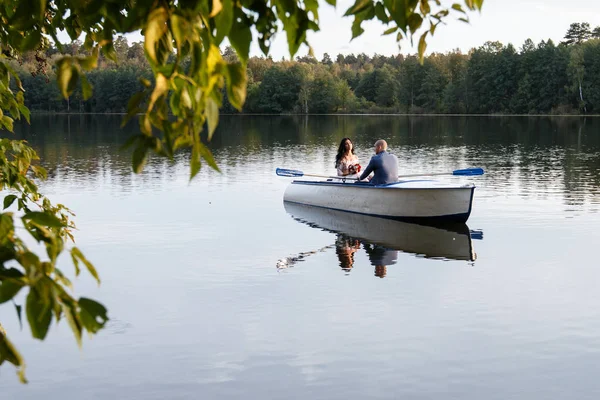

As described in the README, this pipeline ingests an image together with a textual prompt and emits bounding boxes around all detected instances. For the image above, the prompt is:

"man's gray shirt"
[359,151,399,185]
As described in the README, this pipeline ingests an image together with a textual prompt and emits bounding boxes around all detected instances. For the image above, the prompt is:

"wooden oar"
[276,167,484,179]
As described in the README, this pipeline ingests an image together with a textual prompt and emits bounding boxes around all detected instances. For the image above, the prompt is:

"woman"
[335,138,361,178]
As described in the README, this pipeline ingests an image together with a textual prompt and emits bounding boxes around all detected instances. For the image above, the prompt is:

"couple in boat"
[335,138,399,185]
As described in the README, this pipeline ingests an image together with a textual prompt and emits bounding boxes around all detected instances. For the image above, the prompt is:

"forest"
[11,22,600,115]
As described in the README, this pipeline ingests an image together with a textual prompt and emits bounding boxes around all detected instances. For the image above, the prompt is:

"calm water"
[2,115,600,399]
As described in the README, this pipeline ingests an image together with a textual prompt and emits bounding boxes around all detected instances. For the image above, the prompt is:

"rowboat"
[284,202,479,262]
[282,178,476,223]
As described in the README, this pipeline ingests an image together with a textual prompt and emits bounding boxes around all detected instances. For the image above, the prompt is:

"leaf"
[374,2,388,23]
[0,280,23,304]
[62,300,82,347]
[0,332,27,383]
[18,104,30,124]
[325,0,336,5]
[15,303,23,330]
[3,195,17,210]
[56,58,79,98]
[26,287,52,340]
[132,141,148,174]
[144,7,168,64]
[22,211,66,228]
[229,12,252,62]
[225,63,247,111]
[351,16,365,39]
[407,14,423,33]
[190,141,201,179]
[170,14,191,49]
[205,98,219,141]
[148,73,169,110]
[198,142,220,172]
[80,74,93,101]
[418,32,428,62]
[22,30,42,52]
[210,0,223,17]
[214,0,233,44]
[77,49,99,70]
[451,3,466,13]
[420,0,431,14]
[383,26,398,35]
[78,297,108,334]
[1,116,14,132]
[344,0,372,16]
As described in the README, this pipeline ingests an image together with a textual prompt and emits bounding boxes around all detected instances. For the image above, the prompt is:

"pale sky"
[62,0,600,59]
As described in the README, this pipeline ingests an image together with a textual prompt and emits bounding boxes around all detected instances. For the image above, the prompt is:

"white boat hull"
[283,179,476,223]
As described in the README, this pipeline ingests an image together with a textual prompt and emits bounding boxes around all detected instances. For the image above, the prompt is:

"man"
[358,139,399,185]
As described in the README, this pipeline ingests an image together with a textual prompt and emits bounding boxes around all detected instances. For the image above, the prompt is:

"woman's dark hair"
[335,137,355,168]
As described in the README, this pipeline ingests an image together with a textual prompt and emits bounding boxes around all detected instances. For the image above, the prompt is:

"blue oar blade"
[452,167,484,176]
[276,168,304,177]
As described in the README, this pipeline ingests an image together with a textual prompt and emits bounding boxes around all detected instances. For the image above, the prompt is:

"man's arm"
[359,157,376,181]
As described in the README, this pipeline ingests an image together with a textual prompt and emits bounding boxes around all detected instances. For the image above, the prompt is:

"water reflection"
[335,235,361,272]
[280,202,480,276]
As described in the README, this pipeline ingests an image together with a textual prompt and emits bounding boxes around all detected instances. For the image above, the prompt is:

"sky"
[63,0,600,60]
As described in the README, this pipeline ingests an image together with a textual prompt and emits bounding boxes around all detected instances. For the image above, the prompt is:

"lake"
[2,114,600,399]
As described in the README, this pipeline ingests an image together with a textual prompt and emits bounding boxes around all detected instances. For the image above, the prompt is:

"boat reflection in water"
[280,202,482,277]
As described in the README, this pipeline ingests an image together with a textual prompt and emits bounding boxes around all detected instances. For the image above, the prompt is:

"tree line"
[11,22,600,115]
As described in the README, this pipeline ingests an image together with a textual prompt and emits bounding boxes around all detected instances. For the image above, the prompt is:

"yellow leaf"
[148,73,169,111]
[144,7,168,64]
[209,0,223,17]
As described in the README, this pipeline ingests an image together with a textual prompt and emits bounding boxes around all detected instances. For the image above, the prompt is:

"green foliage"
[1,139,107,383]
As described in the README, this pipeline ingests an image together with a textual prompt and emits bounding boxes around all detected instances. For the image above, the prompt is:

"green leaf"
[407,14,423,33]
[351,16,365,39]
[205,98,219,141]
[198,142,220,172]
[0,280,23,304]
[0,331,27,383]
[418,32,428,62]
[15,303,23,330]
[132,141,148,174]
[170,14,191,49]
[190,142,201,179]
[225,63,247,111]
[229,12,252,62]
[56,58,79,98]
[17,104,30,124]
[63,300,82,347]
[1,116,14,132]
[3,195,17,210]
[420,0,431,14]
[383,26,398,35]
[74,246,101,282]
[144,7,168,64]
[78,297,108,334]
[325,0,336,5]
[26,287,52,340]
[77,50,99,71]
[374,2,388,23]
[22,30,42,52]
[344,0,372,16]
[451,3,466,13]
[80,74,93,101]
[22,211,66,228]
[214,0,233,44]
